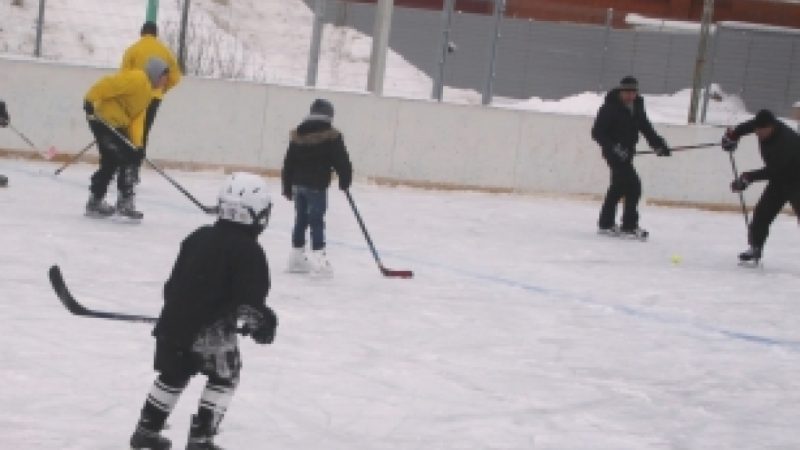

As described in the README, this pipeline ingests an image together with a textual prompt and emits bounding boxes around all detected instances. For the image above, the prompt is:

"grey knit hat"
[144,57,168,87]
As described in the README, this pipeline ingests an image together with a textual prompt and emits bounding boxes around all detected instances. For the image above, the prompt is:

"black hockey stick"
[54,140,95,175]
[344,190,413,279]
[48,265,157,324]
[91,116,218,214]
[727,151,751,229]
[637,142,719,155]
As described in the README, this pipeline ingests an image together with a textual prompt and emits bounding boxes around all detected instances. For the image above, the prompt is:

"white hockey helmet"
[218,172,272,228]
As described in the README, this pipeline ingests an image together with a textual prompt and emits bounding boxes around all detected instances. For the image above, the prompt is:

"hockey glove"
[0,101,8,127]
[721,128,739,152]
[730,174,751,192]
[83,100,95,119]
[237,305,278,345]
[655,143,671,157]
[610,143,630,162]
[282,190,292,201]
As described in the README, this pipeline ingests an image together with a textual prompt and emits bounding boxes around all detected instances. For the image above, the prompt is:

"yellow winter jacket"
[121,35,182,99]
[84,70,154,148]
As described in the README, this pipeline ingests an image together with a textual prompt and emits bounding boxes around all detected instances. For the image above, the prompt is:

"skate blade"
[84,211,114,219]
[738,260,763,269]
[111,214,142,224]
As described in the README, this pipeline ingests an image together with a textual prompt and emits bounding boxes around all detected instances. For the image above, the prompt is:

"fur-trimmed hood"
[290,119,341,146]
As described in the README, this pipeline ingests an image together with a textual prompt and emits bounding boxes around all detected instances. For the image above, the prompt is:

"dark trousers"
[87,119,138,199]
[598,158,642,230]
[749,181,800,249]
[292,186,328,250]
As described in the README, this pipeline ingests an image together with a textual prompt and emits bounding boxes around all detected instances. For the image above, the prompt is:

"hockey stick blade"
[48,265,157,324]
[380,266,414,279]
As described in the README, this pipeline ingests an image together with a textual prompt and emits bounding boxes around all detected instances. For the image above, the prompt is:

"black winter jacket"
[281,118,353,197]
[153,220,274,347]
[592,89,665,162]
[733,119,800,184]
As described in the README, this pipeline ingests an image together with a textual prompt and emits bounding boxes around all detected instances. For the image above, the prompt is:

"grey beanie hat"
[144,57,169,87]
[310,98,334,119]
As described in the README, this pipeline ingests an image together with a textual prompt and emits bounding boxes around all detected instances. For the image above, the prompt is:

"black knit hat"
[753,109,777,128]
[310,99,334,119]
[141,21,158,37]
[619,76,639,91]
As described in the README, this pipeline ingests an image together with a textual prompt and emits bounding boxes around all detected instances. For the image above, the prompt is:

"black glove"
[238,305,277,345]
[730,173,751,192]
[83,100,95,117]
[721,128,739,152]
[282,190,292,201]
[655,142,671,157]
[0,101,9,127]
[609,143,630,162]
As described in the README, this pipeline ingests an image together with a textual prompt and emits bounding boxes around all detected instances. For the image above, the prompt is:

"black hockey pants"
[87,119,140,199]
[748,180,800,249]
[598,157,642,230]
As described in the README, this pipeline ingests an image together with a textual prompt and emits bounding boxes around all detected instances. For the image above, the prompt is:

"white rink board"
[0,57,766,206]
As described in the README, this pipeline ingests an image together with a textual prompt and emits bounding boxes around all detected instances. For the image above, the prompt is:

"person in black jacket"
[281,98,352,275]
[723,109,800,263]
[0,100,8,187]
[129,172,278,450]
[592,76,671,239]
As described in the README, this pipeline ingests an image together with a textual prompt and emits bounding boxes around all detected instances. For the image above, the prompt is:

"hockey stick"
[636,142,719,155]
[8,123,58,160]
[344,190,414,279]
[727,151,751,229]
[91,116,218,214]
[48,265,158,324]
[54,140,96,175]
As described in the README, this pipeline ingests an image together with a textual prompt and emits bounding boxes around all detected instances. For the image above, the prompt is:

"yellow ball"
[671,254,683,264]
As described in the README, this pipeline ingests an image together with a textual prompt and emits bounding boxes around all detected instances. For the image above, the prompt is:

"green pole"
[146,0,159,22]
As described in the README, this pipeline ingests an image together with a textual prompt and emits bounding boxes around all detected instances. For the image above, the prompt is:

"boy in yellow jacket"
[121,21,182,183]
[83,57,169,219]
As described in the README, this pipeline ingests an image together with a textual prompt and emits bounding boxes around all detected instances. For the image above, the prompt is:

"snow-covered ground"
[2,158,800,449]
[1,0,770,124]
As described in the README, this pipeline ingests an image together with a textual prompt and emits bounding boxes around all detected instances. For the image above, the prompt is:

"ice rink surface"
[1,159,799,449]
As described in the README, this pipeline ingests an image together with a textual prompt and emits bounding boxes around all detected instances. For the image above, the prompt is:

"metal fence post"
[34,0,46,57]
[368,0,394,95]
[433,0,455,101]
[689,0,715,123]
[306,0,326,87]
[700,23,721,123]
[482,0,505,105]
[598,8,613,92]
[177,0,191,73]
[146,0,159,22]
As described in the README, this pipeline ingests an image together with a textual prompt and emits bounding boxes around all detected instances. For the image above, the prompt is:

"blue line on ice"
[330,240,800,353]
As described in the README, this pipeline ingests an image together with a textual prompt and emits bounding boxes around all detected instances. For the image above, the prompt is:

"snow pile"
[498,84,758,126]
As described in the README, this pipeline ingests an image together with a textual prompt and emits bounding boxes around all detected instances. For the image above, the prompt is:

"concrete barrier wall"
[0,57,766,207]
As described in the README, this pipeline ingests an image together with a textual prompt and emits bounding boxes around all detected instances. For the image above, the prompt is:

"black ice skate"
[620,226,649,241]
[186,415,224,450]
[116,195,144,221]
[85,194,115,218]
[0,174,8,187]
[130,425,172,450]
[738,246,762,267]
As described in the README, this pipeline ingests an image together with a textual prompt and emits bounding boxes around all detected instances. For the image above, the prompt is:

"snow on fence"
[0,57,766,208]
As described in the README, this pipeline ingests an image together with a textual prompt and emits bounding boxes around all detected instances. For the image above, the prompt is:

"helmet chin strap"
[246,203,272,227]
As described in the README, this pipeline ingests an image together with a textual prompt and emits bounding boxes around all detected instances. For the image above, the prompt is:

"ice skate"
[285,247,311,273]
[309,249,333,278]
[597,224,620,236]
[0,174,8,187]
[620,226,649,241]
[130,425,171,450]
[85,193,115,218]
[186,415,224,450]
[116,194,144,221]
[738,246,762,268]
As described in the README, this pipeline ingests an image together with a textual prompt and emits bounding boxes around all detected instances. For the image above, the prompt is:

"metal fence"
[2,0,800,120]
